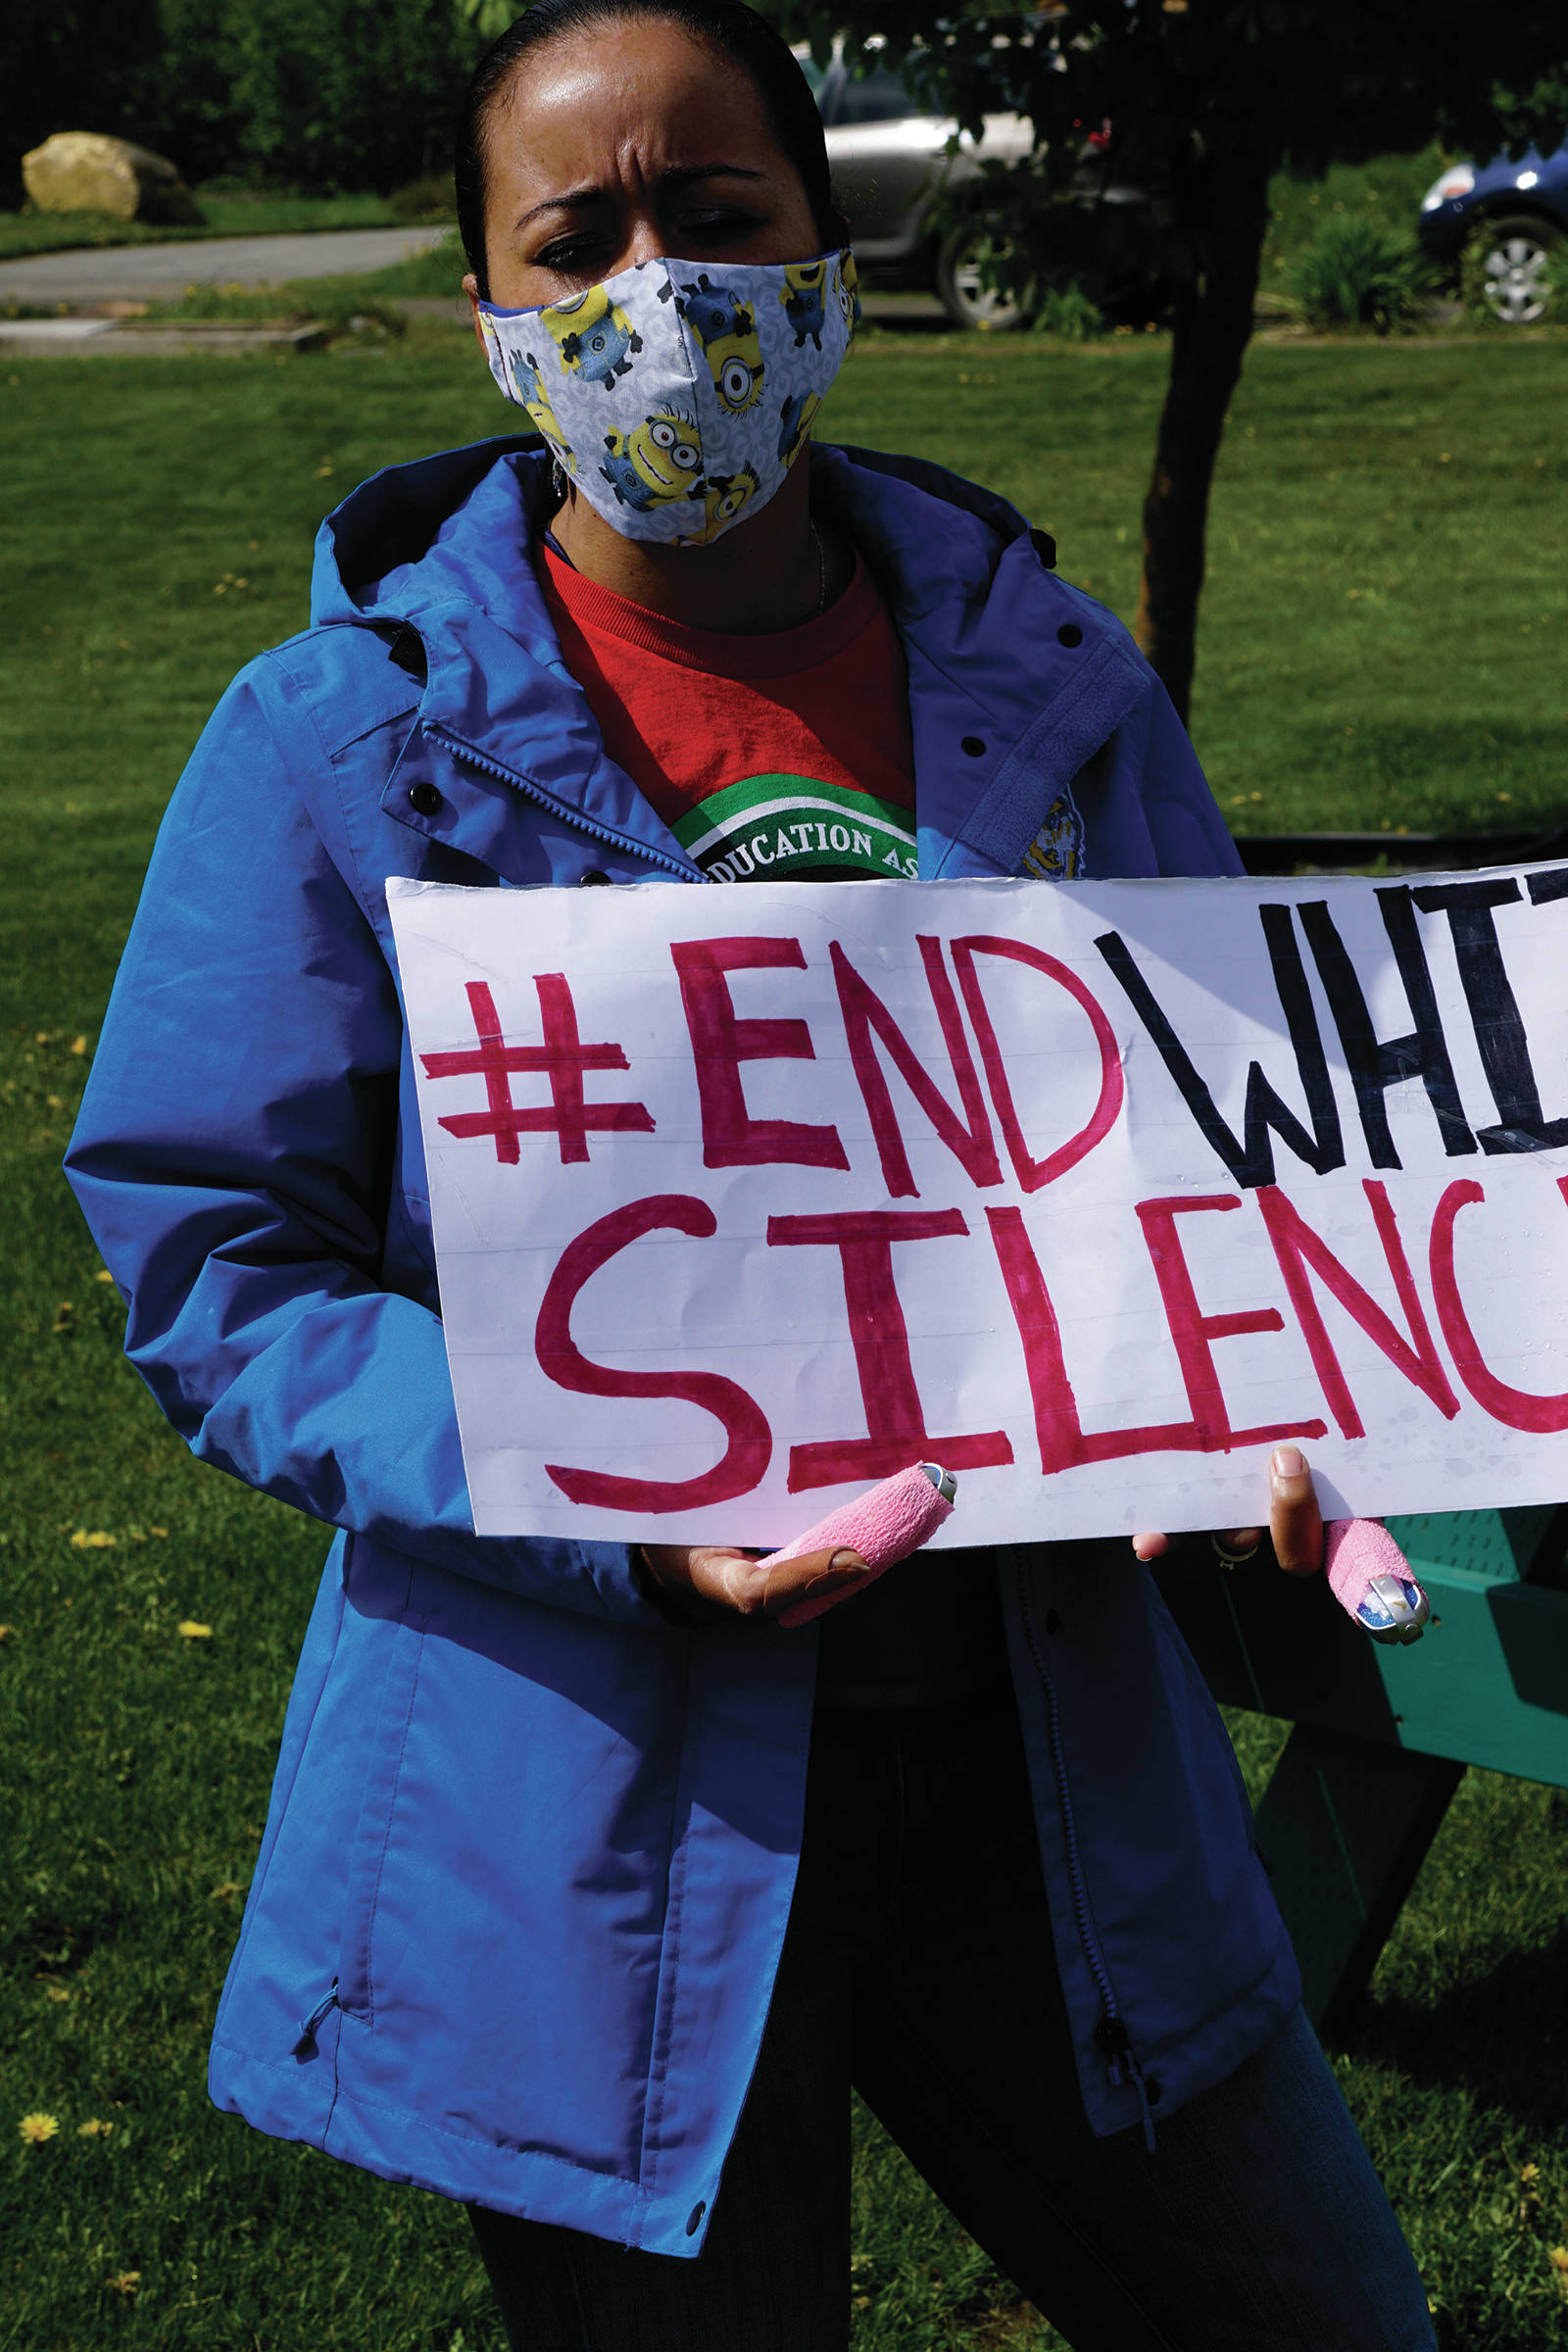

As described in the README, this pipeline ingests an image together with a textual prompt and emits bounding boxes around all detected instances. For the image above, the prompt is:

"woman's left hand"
[1130,1443,1323,1575]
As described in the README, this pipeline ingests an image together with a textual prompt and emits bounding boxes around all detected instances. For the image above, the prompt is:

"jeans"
[468,1690,1437,2351]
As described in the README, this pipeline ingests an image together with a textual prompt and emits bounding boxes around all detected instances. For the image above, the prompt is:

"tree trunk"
[1135,144,1273,727]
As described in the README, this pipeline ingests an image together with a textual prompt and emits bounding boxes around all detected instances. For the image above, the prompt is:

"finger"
[1131,1531,1170,1562]
[1270,1444,1323,1575]
[754,1544,869,1619]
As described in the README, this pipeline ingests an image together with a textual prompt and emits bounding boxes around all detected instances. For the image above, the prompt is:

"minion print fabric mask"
[476,247,858,547]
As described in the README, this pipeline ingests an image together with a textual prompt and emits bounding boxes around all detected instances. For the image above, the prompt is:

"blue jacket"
[66,438,1299,2257]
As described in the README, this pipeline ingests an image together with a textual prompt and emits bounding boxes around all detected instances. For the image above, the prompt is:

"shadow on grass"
[1346,1910,1568,2130]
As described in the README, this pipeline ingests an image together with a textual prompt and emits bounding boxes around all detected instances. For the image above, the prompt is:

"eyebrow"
[514,162,763,231]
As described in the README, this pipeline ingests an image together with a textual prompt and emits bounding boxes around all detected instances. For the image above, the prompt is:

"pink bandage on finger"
[1323,1518,1430,1645]
[765,1463,956,1629]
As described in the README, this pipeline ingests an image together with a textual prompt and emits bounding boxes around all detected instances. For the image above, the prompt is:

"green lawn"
[0,189,451,264]
[3,333,1567,2350]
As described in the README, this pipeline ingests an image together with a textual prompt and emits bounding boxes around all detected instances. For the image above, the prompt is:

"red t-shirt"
[537,542,918,882]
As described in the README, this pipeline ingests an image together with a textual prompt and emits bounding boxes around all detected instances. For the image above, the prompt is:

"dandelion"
[149,1526,169,1539]
[71,1530,115,1549]
[70,1036,86,1056]
[78,2118,113,2138]
[1551,2245,1568,2271]
[177,1620,213,1641]
[0,1625,13,1642]
[19,2111,59,2144]
[96,1270,116,1285]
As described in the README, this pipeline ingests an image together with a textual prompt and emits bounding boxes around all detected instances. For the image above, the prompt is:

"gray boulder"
[22,133,202,225]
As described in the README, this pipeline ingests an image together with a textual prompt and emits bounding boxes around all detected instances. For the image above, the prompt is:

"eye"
[720,359,753,404]
[674,442,699,470]
[650,420,676,449]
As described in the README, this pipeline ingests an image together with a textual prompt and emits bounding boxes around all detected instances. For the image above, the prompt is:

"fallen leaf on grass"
[70,1037,86,1055]
[210,1880,244,1901]
[0,1626,13,1642]
[95,1270,116,1285]
[71,1530,115,1549]
[106,2272,140,2298]
[177,1620,212,1641]
[19,2111,59,2144]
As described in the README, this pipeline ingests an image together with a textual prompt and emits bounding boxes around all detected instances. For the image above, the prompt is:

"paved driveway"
[0,224,455,308]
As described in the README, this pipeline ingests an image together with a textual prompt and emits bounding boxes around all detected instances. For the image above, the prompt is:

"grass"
[3,331,1568,2349]
[0,188,449,265]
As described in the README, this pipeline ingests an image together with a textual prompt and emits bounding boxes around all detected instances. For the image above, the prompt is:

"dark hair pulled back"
[455,0,846,301]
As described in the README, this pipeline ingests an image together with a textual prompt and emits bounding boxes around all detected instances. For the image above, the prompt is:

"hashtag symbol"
[421,977,655,1166]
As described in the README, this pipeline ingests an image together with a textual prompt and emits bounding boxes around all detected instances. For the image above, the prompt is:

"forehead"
[487,23,786,199]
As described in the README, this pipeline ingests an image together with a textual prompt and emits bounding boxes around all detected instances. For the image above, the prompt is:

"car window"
[834,64,922,125]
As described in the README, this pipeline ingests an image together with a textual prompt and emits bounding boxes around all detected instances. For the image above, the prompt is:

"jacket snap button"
[1044,1608,1061,1635]
[408,781,443,817]
[685,2201,706,2235]
[579,868,612,886]
[1057,623,1083,649]
[960,736,986,758]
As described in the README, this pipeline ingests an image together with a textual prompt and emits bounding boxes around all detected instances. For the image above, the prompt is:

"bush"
[1288,215,1438,332]
[1031,279,1104,341]
[390,174,457,220]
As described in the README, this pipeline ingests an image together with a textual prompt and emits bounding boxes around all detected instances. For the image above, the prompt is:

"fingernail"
[830,1548,867,1574]
[1272,1445,1304,1481]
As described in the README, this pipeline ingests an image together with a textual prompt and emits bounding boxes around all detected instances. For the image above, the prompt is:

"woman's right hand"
[642,1543,869,1621]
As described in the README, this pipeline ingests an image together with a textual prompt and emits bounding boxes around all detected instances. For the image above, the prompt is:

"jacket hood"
[309,433,1037,640]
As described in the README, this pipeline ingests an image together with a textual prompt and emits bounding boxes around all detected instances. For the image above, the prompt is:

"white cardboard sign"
[387,867,1568,1548]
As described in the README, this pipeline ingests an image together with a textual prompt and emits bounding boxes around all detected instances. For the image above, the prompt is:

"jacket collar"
[312,438,1145,880]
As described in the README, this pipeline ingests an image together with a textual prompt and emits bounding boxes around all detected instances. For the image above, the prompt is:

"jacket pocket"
[335,1575,428,2026]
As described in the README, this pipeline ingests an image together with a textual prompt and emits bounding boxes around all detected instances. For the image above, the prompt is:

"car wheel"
[1477,214,1559,325]
[934,227,1024,330]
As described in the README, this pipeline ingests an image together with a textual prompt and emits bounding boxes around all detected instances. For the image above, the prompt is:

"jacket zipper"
[422,725,710,884]
[1016,1573,1157,2153]
[293,1982,339,2055]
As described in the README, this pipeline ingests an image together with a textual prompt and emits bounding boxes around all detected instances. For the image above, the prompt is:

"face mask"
[476,247,858,547]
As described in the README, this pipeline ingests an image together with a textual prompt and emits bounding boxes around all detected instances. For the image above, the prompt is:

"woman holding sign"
[66,1,1437,2344]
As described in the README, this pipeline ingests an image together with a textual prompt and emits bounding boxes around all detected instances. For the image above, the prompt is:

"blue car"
[1418,144,1567,323]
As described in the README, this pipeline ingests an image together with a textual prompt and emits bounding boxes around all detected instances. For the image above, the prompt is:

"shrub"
[1031,279,1105,341]
[1288,215,1438,332]
[390,174,457,220]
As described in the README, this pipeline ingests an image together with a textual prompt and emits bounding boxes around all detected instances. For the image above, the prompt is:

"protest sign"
[387,866,1568,1548]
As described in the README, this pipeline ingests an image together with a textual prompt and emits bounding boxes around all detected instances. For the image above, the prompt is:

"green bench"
[1155,1508,1568,2034]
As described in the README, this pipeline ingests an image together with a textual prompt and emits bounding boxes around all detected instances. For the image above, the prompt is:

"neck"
[548,459,831,636]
